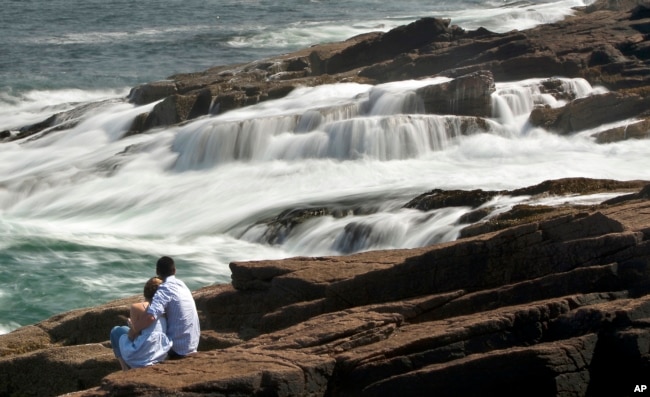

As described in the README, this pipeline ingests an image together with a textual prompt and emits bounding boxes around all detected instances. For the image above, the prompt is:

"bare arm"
[132,283,169,340]
[127,303,155,340]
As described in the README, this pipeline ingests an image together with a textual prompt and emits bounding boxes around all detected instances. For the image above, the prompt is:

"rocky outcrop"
[127,80,178,105]
[101,194,650,397]
[404,177,647,211]
[416,70,495,117]
[528,92,650,134]
[310,17,460,76]
[125,91,213,135]
[592,117,650,143]
[245,178,647,249]
[2,177,650,396]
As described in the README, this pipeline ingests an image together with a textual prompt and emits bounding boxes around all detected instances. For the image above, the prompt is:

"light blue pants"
[110,325,129,358]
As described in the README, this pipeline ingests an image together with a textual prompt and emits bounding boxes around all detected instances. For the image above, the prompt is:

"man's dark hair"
[156,256,176,279]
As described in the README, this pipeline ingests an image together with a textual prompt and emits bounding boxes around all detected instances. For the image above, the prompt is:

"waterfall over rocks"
[170,76,597,171]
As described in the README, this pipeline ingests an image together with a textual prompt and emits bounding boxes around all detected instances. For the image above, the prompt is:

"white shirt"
[147,275,200,355]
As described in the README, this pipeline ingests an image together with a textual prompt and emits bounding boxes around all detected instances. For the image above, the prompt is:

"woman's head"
[143,277,163,302]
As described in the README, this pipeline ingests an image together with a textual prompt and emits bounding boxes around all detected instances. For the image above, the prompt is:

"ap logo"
[635,385,648,393]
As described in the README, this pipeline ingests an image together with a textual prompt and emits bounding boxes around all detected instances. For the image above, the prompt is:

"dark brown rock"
[316,18,456,76]
[588,44,629,67]
[0,325,51,357]
[128,80,178,105]
[603,184,650,205]
[509,177,648,197]
[528,92,650,134]
[15,114,58,139]
[139,93,209,132]
[592,117,650,143]
[361,334,599,397]
[97,349,335,397]
[411,178,647,238]
[415,70,495,117]
[404,188,498,211]
[0,344,118,397]
[125,112,149,137]
[257,208,333,245]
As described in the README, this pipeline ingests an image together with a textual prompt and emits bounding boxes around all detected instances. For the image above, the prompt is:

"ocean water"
[2,0,645,335]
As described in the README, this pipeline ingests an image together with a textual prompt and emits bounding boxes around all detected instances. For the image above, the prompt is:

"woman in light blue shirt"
[110,277,173,370]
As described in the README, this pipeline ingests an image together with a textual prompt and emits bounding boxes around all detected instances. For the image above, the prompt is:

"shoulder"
[130,302,147,317]
[168,276,189,289]
[162,276,188,291]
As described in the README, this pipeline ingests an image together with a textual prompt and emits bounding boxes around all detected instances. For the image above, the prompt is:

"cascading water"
[0,74,642,334]
[165,75,620,255]
[171,77,503,169]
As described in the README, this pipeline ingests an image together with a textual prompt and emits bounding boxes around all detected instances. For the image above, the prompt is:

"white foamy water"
[2,75,641,333]
[446,0,593,32]
[226,0,595,50]
[0,89,129,131]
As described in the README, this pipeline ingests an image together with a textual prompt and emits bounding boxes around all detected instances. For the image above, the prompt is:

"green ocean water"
[0,237,150,329]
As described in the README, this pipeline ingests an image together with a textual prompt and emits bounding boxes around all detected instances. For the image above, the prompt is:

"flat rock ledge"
[2,177,650,397]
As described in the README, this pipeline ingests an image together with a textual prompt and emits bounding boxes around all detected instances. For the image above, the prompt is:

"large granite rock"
[528,92,650,134]
[592,117,650,143]
[2,177,650,396]
[416,70,495,117]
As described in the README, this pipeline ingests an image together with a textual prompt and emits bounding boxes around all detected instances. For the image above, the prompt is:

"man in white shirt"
[129,256,200,357]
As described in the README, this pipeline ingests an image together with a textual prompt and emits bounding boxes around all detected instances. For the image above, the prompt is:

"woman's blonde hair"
[143,277,163,302]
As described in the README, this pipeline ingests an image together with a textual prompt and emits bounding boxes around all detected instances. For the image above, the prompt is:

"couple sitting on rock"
[109,256,201,370]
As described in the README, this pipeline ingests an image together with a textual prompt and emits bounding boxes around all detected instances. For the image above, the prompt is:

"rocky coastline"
[2,177,650,397]
[2,0,650,396]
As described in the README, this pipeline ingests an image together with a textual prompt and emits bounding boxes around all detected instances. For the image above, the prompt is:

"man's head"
[156,256,176,279]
